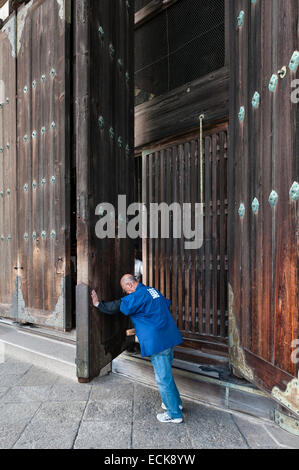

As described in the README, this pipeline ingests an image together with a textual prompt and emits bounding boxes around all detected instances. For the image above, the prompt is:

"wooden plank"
[184,142,190,331]
[211,133,218,336]
[0,13,17,318]
[142,152,148,285]
[17,3,32,319]
[219,131,226,338]
[258,0,273,364]
[135,0,178,28]
[165,147,171,300]
[250,0,263,358]
[177,143,184,331]
[148,152,154,286]
[154,151,160,289]
[135,66,229,149]
[190,139,197,333]
[31,3,42,311]
[197,137,204,334]
[204,136,212,335]
[159,149,165,295]
[171,145,178,324]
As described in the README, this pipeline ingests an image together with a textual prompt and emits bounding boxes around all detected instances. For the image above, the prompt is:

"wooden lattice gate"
[142,123,229,362]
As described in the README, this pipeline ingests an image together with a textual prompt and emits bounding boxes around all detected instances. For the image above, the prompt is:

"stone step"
[112,352,278,423]
[0,322,76,381]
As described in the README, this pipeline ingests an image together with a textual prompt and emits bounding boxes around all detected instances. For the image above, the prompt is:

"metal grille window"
[135,0,225,106]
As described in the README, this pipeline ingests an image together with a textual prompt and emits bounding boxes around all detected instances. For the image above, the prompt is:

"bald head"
[121,274,139,294]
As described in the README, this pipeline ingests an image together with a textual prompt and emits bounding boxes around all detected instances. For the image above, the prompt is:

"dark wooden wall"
[228,0,299,416]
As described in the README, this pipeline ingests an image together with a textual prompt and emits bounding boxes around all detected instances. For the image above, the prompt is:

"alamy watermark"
[291,79,299,104]
[95,195,204,250]
[291,339,299,365]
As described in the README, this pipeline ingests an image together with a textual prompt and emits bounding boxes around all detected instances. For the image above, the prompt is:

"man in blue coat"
[91,274,184,423]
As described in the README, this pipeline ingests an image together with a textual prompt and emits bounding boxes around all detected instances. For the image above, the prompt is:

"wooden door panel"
[0,14,17,319]
[228,0,299,417]
[16,0,71,329]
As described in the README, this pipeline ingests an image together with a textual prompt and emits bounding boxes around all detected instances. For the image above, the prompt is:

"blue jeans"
[150,348,183,419]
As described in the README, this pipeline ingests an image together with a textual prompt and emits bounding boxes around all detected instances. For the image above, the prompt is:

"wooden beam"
[9,1,31,13]
[135,0,178,29]
[135,66,229,149]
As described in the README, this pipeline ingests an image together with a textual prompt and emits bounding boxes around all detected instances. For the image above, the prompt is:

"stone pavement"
[0,354,299,449]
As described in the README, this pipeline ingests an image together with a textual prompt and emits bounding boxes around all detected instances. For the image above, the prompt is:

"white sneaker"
[161,402,183,411]
[157,412,183,424]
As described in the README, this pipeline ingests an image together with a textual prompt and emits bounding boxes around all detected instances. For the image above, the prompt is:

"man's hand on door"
[126,328,136,336]
[91,289,99,307]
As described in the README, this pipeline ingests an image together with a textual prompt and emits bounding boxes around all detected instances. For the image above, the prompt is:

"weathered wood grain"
[228,0,299,410]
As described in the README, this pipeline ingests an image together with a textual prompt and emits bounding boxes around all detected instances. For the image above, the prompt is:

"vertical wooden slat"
[142,152,148,285]
[171,145,178,325]
[190,140,197,333]
[17,5,32,319]
[258,0,273,363]
[177,143,184,331]
[31,5,41,310]
[159,149,165,295]
[165,147,171,301]
[204,136,211,334]
[250,0,263,358]
[219,131,226,338]
[154,150,160,290]
[184,142,190,332]
[211,134,218,336]
[148,152,154,287]
[197,137,204,334]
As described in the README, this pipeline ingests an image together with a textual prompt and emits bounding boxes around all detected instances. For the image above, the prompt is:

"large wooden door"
[0,1,72,330]
[142,123,229,362]
[75,0,135,381]
[0,13,17,320]
[16,0,72,330]
[228,0,299,417]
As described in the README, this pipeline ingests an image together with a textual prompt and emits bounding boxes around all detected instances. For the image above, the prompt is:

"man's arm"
[97,299,121,315]
[91,289,121,315]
